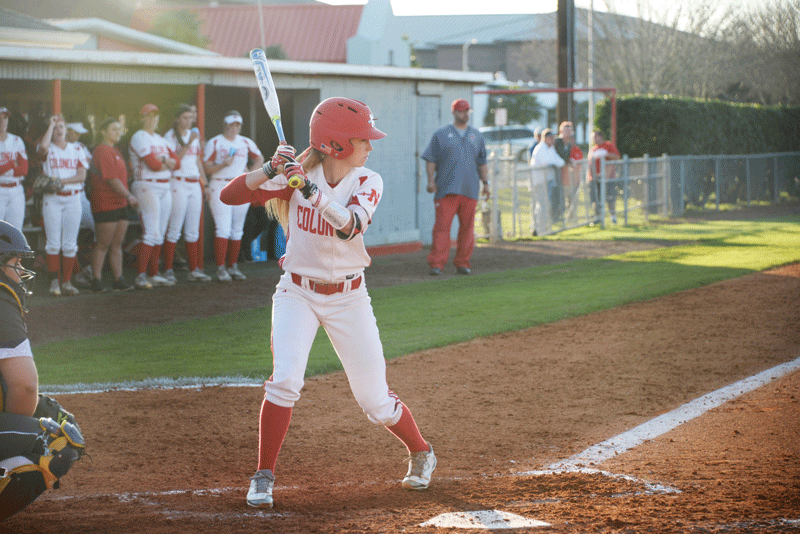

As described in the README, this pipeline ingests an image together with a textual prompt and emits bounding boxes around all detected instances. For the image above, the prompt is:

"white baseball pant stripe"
[0,185,25,230]
[42,193,82,257]
[132,180,172,247]
[208,179,248,240]
[265,273,403,427]
[166,179,203,243]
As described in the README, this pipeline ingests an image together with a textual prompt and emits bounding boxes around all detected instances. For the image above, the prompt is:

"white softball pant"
[132,180,172,247]
[0,184,25,230]
[166,178,203,243]
[208,179,248,240]
[265,272,403,427]
[42,192,82,257]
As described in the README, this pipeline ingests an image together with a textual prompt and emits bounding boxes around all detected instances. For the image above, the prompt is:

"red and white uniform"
[164,128,203,244]
[74,141,95,232]
[220,165,400,425]
[204,134,263,241]
[0,133,28,230]
[40,142,88,258]
[129,130,176,248]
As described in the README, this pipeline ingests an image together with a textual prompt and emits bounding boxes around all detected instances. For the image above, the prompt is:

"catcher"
[0,220,85,521]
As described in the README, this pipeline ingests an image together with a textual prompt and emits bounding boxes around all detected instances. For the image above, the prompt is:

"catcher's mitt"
[33,394,79,429]
[32,174,63,195]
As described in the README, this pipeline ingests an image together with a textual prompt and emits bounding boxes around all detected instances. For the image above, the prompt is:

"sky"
[317,0,759,17]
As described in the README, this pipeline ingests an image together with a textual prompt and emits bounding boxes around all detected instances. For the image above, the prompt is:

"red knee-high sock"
[258,399,293,473]
[214,237,228,267]
[46,254,61,281]
[61,256,76,283]
[185,240,200,271]
[163,241,177,272]
[148,244,162,276]
[386,402,429,454]
[137,244,153,275]
[227,239,241,268]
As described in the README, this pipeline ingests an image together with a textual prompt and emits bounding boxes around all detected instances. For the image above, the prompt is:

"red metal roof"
[131,4,364,62]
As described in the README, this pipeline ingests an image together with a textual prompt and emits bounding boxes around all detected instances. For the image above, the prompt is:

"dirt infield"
[4,205,799,533]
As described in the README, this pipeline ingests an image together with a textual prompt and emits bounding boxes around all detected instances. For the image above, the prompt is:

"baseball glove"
[32,174,63,195]
[33,394,79,429]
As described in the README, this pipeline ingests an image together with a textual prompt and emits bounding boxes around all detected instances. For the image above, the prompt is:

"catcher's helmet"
[309,98,386,160]
[0,221,33,262]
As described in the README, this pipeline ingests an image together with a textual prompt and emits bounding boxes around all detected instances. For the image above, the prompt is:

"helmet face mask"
[0,220,36,310]
[309,98,386,160]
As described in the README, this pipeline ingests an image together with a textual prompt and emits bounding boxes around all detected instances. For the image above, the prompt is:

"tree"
[265,45,288,60]
[149,10,210,49]
[483,91,542,127]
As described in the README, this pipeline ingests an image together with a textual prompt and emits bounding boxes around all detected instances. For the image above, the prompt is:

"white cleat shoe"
[149,273,172,287]
[227,263,247,281]
[163,269,178,285]
[217,265,232,283]
[134,272,153,290]
[60,280,80,296]
[49,279,61,297]
[402,443,436,491]
[186,268,212,282]
[247,469,275,508]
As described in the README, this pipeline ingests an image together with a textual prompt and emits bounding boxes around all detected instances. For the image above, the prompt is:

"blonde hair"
[265,147,324,232]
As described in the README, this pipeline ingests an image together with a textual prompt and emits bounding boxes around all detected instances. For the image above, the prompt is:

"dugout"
[0,47,492,262]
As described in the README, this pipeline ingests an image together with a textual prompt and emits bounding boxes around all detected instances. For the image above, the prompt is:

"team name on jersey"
[0,153,14,165]
[297,205,335,237]
[48,156,80,170]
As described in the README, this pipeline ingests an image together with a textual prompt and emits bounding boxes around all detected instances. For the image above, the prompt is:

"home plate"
[419,510,550,529]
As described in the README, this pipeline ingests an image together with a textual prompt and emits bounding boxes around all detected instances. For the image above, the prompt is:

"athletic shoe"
[149,273,173,287]
[402,443,436,491]
[429,268,441,276]
[227,263,247,281]
[112,277,134,292]
[217,265,232,283]
[91,278,109,293]
[187,268,212,282]
[246,469,275,508]
[49,279,61,297]
[60,280,79,296]
[163,269,178,285]
[134,272,153,290]
[456,266,472,275]
[73,266,92,289]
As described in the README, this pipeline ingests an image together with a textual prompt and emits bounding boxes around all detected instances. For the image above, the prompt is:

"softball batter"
[37,115,88,296]
[203,111,264,282]
[221,97,436,509]
[129,104,179,289]
[0,107,28,231]
[163,104,211,283]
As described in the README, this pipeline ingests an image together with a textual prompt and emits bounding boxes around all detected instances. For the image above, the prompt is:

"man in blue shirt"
[422,99,489,275]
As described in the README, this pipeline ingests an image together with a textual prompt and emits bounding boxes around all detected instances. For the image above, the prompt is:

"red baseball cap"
[451,99,470,112]
[140,103,159,116]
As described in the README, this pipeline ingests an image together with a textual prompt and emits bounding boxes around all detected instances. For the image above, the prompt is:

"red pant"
[427,194,477,270]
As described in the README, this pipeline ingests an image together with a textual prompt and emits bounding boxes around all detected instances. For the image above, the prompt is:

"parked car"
[479,126,537,163]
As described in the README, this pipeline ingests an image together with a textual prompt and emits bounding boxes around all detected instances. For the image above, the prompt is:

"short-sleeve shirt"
[164,129,202,178]
[0,134,28,180]
[554,138,584,163]
[40,142,88,194]
[421,125,486,200]
[129,130,172,182]
[204,134,263,179]
[592,141,621,174]
[91,143,129,213]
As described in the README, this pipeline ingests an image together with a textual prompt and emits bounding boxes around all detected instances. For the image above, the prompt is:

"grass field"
[34,215,800,387]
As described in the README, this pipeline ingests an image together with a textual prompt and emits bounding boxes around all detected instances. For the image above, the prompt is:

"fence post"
[745,157,751,206]
[680,157,685,216]
[662,153,669,217]
[715,157,721,210]
[622,155,630,225]
[511,156,518,238]
[600,157,607,229]
[773,155,779,202]
[642,154,649,223]
[490,153,499,243]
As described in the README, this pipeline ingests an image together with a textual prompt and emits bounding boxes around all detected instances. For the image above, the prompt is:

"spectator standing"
[36,115,88,296]
[530,129,565,235]
[422,98,489,276]
[65,122,95,288]
[588,129,621,223]
[203,110,264,282]
[163,104,211,283]
[89,117,137,292]
[0,107,29,231]
[527,126,543,161]
[554,121,584,216]
[129,103,179,289]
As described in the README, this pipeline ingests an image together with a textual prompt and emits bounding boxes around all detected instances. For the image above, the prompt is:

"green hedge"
[595,95,800,157]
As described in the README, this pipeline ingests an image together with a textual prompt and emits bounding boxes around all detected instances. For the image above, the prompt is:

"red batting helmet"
[309,97,386,160]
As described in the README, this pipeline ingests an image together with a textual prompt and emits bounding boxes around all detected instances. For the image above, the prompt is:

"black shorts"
[93,207,134,224]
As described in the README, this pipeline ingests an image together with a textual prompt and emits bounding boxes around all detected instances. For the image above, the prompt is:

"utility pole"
[557,0,575,125]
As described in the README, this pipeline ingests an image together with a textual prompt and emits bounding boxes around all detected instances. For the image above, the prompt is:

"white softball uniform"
[0,133,28,230]
[227,164,400,426]
[204,134,263,240]
[40,142,88,257]
[164,129,203,243]
[130,130,173,247]
[75,142,95,232]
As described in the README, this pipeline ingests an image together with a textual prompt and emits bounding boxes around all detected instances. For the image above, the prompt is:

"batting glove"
[262,143,297,179]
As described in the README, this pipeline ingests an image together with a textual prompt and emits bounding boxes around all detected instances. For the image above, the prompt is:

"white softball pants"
[208,179,248,240]
[42,192,82,257]
[132,180,172,247]
[166,178,203,243]
[265,273,403,427]
[0,185,25,231]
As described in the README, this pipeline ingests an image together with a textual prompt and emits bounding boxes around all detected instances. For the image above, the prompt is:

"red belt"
[291,273,362,295]
[143,179,170,183]
[175,176,200,183]
[57,189,83,196]
[0,182,19,188]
